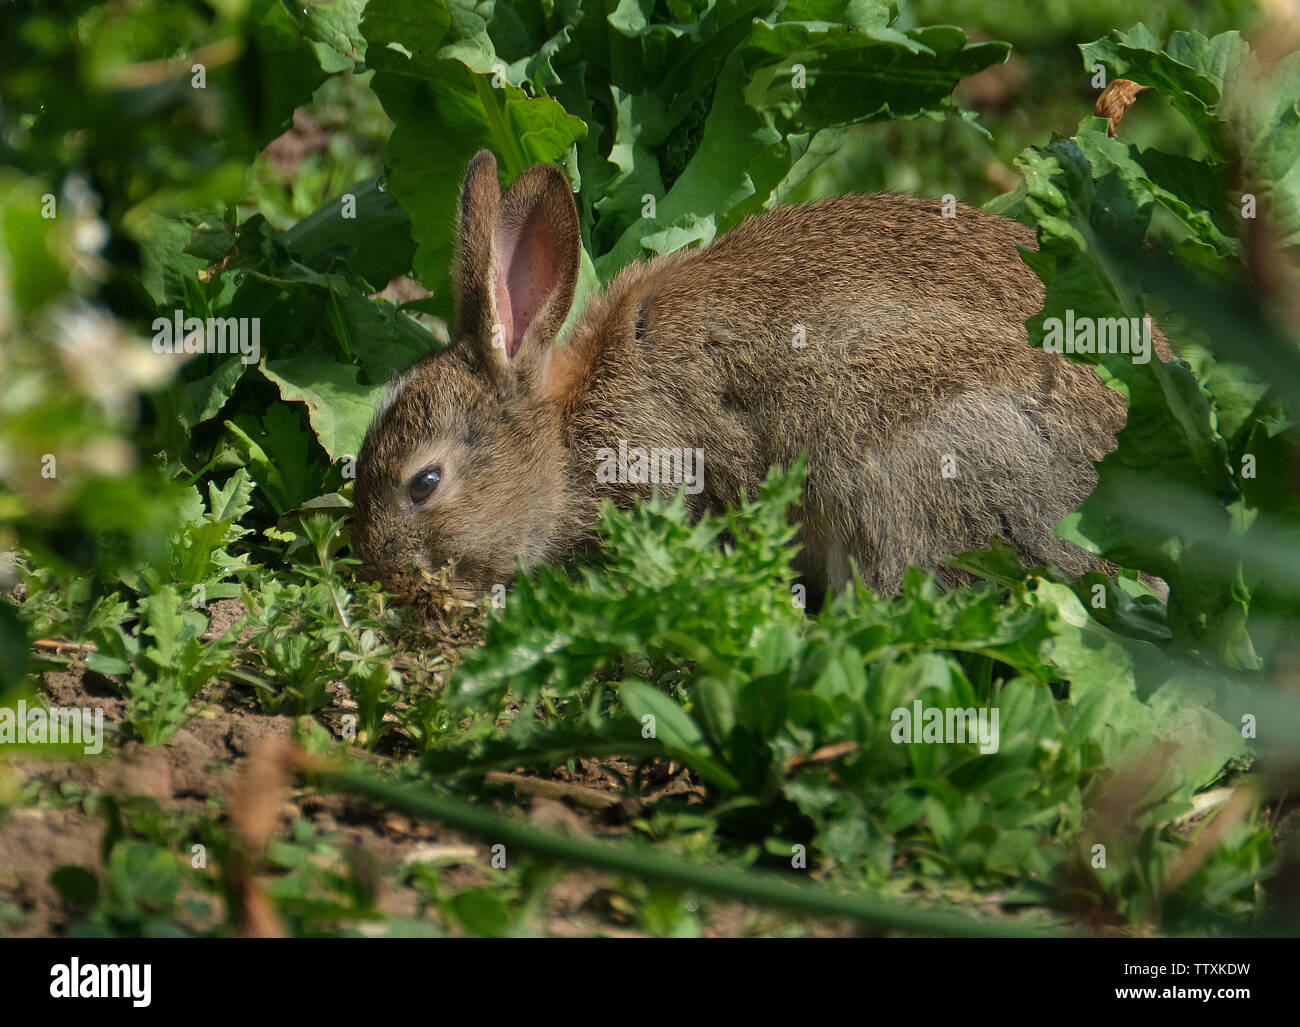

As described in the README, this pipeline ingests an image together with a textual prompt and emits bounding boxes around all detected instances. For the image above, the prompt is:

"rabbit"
[351,149,1171,604]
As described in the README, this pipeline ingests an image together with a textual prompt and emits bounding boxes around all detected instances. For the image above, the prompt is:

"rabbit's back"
[560,194,1137,594]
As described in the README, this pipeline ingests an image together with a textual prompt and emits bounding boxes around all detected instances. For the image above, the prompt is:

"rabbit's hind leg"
[853,389,1110,591]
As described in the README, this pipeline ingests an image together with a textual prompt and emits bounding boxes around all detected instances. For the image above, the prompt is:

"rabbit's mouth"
[437,556,505,601]
[362,563,486,638]
[368,557,497,608]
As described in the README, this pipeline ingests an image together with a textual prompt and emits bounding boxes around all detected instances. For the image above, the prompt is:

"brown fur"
[352,150,1170,601]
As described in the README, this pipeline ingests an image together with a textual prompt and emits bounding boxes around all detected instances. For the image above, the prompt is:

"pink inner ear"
[493,213,557,359]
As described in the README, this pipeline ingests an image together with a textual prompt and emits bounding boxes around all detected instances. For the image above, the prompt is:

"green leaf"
[48,865,99,906]
[449,886,511,937]
[618,679,740,790]
[1222,47,1300,247]
[1080,25,1249,158]
[362,0,587,316]
[206,466,255,525]
[0,602,30,694]
[293,0,369,71]
[260,356,387,461]
[282,174,419,289]
[598,16,1008,274]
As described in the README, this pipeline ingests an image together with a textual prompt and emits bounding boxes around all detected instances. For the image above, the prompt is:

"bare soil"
[1,602,794,937]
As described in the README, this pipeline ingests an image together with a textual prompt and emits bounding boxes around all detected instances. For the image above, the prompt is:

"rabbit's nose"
[355,547,438,600]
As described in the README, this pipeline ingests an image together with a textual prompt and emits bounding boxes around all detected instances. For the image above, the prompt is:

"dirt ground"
[1,602,815,937]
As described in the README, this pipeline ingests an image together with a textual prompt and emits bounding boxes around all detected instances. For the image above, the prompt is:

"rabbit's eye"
[408,466,442,504]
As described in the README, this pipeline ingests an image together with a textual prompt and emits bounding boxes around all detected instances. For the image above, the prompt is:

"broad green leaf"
[362,0,587,316]
[599,17,1009,273]
[619,680,739,789]
[261,356,386,460]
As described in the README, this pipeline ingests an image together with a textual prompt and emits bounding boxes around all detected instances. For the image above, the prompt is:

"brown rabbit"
[352,149,1169,602]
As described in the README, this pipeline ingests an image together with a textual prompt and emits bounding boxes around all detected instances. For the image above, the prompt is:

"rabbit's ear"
[454,149,504,353]
[454,149,580,381]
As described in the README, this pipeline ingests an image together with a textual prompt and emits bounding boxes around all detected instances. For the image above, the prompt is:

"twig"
[33,623,233,655]
[32,638,96,655]
[484,770,625,810]
[787,741,859,773]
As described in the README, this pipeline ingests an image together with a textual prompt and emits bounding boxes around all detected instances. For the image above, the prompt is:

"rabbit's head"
[352,150,581,599]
